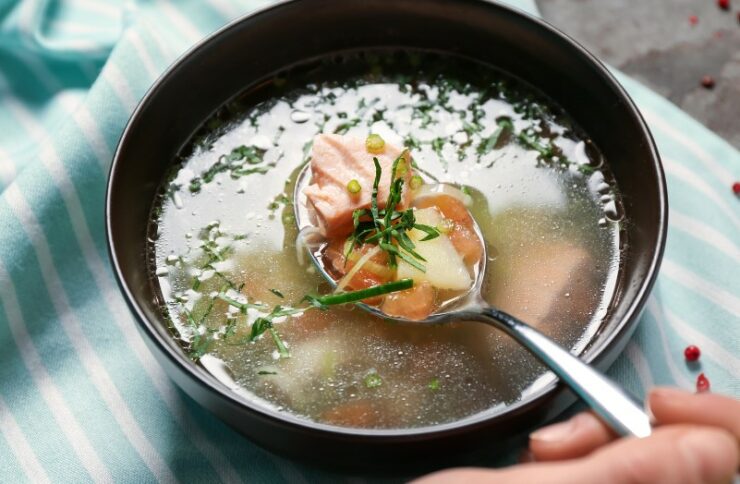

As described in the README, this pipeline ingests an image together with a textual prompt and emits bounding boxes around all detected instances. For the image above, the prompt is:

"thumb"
[562,425,738,484]
[414,426,738,484]
[529,411,616,461]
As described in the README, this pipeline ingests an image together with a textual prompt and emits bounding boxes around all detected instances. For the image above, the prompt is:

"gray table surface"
[538,0,739,149]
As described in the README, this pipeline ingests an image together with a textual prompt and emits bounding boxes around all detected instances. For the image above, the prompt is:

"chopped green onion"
[216,293,267,313]
[410,175,423,190]
[347,179,361,194]
[312,278,413,307]
[364,372,382,388]
[413,223,440,242]
[366,133,385,154]
[427,377,440,391]
[477,118,513,154]
[347,157,439,271]
[250,317,273,340]
[437,218,454,235]
[370,158,382,232]
[269,328,291,358]
[517,131,552,157]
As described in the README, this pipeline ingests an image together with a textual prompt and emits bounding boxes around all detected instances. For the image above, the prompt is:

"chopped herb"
[404,135,422,151]
[189,334,212,360]
[189,179,202,193]
[463,120,482,136]
[347,179,362,194]
[477,118,513,154]
[301,294,329,311]
[268,193,292,217]
[577,164,597,175]
[230,165,270,178]
[346,156,440,270]
[518,131,549,156]
[183,307,213,359]
[371,109,386,124]
[269,289,285,299]
[249,280,414,358]
[431,137,448,170]
[250,316,273,340]
[224,318,238,338]
[431,137,445,155]
[308,278,413,307]
[189,144,269,193]
[334,118,361,135]
[216,293,267,313]
[257,370,278,375]
[269,328,290,358]
[427,377,440,390]
[226,144,266,164]
[364,371,383,388]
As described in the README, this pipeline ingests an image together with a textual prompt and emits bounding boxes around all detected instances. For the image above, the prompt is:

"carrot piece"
[415,194,472,223]
[448,224,484,265]
[323,238,393,303]
[381,281,436,321]
[414,194,482,265]
[322,400,380,427]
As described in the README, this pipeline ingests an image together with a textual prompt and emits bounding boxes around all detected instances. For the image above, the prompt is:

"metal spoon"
[294,164,652,438]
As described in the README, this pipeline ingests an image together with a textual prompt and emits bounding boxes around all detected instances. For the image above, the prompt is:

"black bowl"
[106,0,667,469]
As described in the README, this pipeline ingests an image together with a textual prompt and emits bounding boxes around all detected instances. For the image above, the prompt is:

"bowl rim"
[106,0,667,439]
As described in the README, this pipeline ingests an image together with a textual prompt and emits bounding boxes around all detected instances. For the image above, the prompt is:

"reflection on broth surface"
[150,51,624,428]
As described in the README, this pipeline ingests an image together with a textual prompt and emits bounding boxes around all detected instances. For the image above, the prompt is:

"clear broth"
[150,51,624,429]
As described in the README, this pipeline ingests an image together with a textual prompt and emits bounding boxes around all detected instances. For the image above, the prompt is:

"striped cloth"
[0,0,737,482]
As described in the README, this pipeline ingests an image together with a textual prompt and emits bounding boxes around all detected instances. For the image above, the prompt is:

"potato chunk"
[396,207,472,290]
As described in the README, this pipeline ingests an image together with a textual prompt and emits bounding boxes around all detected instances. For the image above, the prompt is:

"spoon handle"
[473,306,652,438]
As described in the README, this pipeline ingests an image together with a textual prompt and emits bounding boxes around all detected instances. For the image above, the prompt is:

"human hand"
[414,388,739,484]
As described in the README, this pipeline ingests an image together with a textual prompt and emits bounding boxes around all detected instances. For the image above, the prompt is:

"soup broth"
[150,51,624,428]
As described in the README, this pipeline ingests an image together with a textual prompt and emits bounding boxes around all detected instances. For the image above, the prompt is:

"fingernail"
[648,387,692,416]
[530,417,577,443]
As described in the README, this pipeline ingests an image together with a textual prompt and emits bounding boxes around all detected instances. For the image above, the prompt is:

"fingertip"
[648,386,692,406]
[648,387,740,438]
[529,412,615,461]
[677,428,740,483]
[646,387,691,421]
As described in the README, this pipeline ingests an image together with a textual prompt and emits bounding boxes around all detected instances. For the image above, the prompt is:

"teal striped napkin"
[0,0,737,481]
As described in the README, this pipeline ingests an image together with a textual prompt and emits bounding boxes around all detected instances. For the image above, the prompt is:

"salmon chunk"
[303,134,413,237]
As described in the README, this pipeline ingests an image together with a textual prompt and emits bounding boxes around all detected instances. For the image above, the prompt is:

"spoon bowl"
[295,163,488,321]
[294,162,653,438]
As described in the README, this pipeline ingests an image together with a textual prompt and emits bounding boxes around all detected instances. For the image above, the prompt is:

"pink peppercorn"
[696,373,710,393]
[701,76,716,89]
[684,345,701,361]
